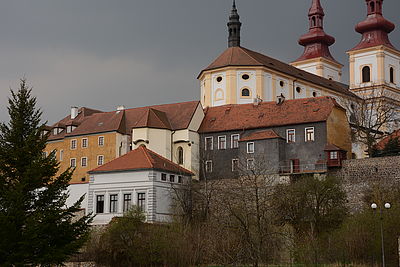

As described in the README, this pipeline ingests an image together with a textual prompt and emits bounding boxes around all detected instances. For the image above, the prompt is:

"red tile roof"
[198,46,357,98]
[375,130,400,150]
[47,101,200,140]
[89,146,194,176]
[324,143,346,151]
[240,130,282,142]
[199,96,343,133]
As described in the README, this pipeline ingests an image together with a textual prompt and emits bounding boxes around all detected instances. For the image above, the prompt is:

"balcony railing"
[279,163,327,175]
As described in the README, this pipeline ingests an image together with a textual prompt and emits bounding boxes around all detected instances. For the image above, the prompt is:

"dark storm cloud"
[0,0,399,124]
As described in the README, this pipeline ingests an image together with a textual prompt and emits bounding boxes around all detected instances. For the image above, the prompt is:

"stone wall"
[331,156,400,212]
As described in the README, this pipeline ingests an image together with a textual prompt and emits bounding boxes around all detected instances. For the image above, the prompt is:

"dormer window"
[66,125,76,134]
[53,127,63,135]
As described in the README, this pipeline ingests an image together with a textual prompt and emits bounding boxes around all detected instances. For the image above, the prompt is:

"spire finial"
[227,0,241,47]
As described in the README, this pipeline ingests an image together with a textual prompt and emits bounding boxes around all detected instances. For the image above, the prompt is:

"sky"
[0,0,399,125]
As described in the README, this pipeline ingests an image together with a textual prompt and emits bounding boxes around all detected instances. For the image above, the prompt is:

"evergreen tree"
[0,79,92,266]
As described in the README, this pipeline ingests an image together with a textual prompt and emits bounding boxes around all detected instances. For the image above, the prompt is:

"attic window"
[242,74,250,80]
[98,122,104,126]
[216,76,223,83]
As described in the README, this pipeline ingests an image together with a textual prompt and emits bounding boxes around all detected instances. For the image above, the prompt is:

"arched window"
[177,147,184,165]
[390,67,394,83]
[312,16,316,27]
[370,2,375,13]
[241,88,250,97]
[362,66,371,83]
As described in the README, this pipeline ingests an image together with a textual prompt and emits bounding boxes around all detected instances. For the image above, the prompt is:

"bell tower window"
[177,146,184,165]
[362,66,371,83]
[370,2,375,13]
[390,67,394,84]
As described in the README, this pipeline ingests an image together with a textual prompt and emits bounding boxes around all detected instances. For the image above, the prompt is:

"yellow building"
[45,102,204,184]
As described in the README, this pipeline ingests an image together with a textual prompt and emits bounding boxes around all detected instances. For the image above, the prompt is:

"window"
[286,129,295,143]
[218,136,226,150]
[362,66,371,83]
[312,91,317,97]
[70,139,77,150]
[247,159,255,170]
[205,137,213,150]
[42,151,47,158]
[205,160,213,173]
[241,88,250,97]
[330,151,338,160]
[242,74,250,80]
[60,149,63,161]
[178,176,183,183]
[66,126,75,133]
[177,147,184,165]
[279,81,285,87]
[98,136,104,146]
[231,134,240,148]
[70,158,76,168]
[109,194,118,213]
[53,128,58,135]
[296,86,302,93]
[305,127,315,142]
[137,193,146,211]
[161,173,167,181]
[216,76,223,83]
[232,159,239,171]
[97,155,104,166]
[390,67,395,83]
[170,175,175,183]
[123,194,132,212]
[96,195,104,214]
[82,138,88,148]
[247,142,255,154]
[81,157,87,167]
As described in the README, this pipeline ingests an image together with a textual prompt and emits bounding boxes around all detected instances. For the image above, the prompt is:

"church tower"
[348,0,400,92]
[291,0,343,82]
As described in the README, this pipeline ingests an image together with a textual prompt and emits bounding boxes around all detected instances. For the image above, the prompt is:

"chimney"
[117,105,125,111]
[71,107,78,119]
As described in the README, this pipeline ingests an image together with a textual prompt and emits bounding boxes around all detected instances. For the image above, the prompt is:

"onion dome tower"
[291,0,343,82]
[347,0,399,90]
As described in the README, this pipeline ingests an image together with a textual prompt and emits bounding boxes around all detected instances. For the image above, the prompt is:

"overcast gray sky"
[0,0,399,124]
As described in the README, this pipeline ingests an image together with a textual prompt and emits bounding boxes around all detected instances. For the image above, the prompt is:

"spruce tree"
[0,79,92,266]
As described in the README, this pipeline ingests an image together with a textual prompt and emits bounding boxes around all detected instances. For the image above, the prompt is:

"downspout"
[293,79,298,99]
[171,130,176,161]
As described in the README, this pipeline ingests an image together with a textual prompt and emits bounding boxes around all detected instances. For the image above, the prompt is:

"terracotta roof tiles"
[89,146,194,176]
[199,96,343,133]
[240,130,283,142]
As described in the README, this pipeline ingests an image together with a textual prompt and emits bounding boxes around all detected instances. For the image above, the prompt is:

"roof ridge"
[141,146,156,168]
[240,46,264,65]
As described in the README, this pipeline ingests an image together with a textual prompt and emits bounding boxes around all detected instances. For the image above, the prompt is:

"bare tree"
[346,87,400,156]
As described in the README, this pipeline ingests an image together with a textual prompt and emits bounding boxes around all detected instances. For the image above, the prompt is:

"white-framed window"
[82,138,88,148]
[305,127,315,142]
[96,195,105,214]
[161,173,167,181]
[109,194,118,213]
[70,139,77,150]
[330,151,338,160]
[178,176,183,184]
[81,157,87,167]
[205,137,213,150]
[137,192,146,211]
[59,149,63,161]
[170,175,175,183]
[205,160,213,173]
[218,136,226,150]
[231,134,240,149]
[232,159,239,171]
[123,193,132,212]
[70,158,76,168]
[247,158,255,170]
[97,155,104,166]
[286,129,295,143]
[247,142,255,154]
[98,136,104,146]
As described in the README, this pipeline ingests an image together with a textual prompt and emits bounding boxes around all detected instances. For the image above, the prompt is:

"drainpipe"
[171,130,176,161]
